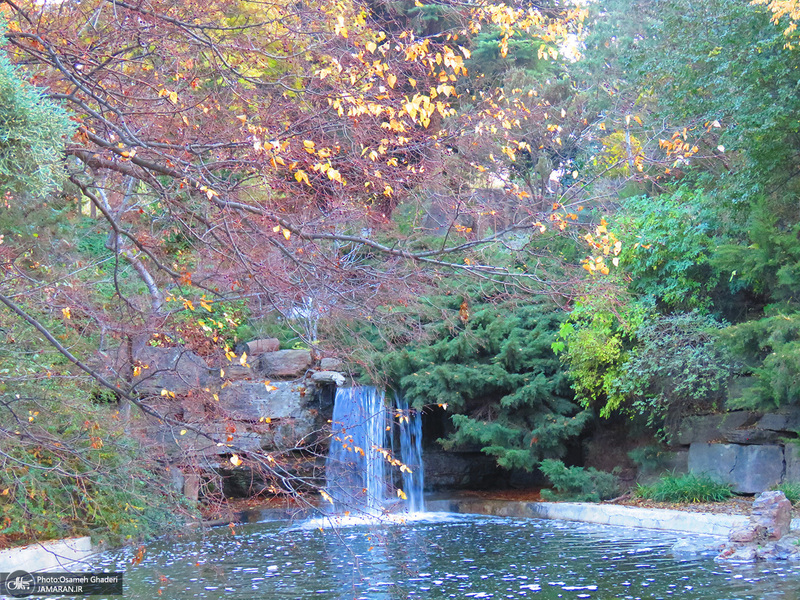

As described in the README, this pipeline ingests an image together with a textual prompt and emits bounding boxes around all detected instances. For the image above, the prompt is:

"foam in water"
[324,387,425,518]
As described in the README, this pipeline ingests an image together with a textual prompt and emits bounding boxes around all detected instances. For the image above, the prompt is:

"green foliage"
[553,298,646,418]
[618,189,721,311]
[772,481,800,505]
[0,22,75,198]
[627,445,675,474]
[722,308,800,409]
[0,394,188,545]
[616,312,735,439]
[635,472,733,503]
[539,459,619,502]
[383,298,590,471]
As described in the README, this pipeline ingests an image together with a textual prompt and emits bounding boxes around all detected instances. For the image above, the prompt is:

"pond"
[84,513,800,600]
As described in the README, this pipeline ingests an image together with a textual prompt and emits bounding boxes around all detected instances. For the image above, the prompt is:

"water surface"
[87,514,800,600]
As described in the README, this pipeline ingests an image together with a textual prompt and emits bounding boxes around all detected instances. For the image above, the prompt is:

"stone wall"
[677,409,800,493]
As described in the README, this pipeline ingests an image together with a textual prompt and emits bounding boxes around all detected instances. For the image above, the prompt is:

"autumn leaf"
[62,307,71,319]
[229,454,242,467]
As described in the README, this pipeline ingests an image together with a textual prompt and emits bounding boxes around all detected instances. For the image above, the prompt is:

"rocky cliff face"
[126,339,339,499]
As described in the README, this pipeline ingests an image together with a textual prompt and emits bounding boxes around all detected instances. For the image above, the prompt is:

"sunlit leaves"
[582,219,622,275]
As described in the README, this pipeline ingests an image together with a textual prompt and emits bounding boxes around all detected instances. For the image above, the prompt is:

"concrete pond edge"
[425,498,800,537]
[0,536,104,573]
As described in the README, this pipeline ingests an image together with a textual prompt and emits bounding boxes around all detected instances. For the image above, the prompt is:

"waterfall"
[396,397,425,513]
[325,386,388,515]
[325,387,425,515]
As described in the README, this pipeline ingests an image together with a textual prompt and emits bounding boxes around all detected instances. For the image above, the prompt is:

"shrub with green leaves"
[635,472,732,503]
[615,311,735,439]
[539,459,619,502]
[0,392,189,546]
[0,21,75,198]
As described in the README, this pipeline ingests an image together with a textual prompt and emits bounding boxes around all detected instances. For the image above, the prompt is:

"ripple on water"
[83,514,800,600]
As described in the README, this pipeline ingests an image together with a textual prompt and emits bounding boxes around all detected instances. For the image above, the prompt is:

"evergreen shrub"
[539,459,619,502]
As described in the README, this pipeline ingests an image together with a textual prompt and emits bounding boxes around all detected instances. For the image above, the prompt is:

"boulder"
[718,491,798,562]
[311,370,346,386]
[786,444,800,483]
[755,408,800,433]
[688,443,784,494]
[751,490,793,541]
[256,349,312,378]
[246,338,280,355]
[132,346,211,394]
[217,381,310,421]
[677,412,758,445]
[218,364,255,381]
[320,357,344,371]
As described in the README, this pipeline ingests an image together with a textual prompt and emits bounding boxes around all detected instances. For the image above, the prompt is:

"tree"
[0,18,74,198]
[383,293,590,471]
[0,0,599,540]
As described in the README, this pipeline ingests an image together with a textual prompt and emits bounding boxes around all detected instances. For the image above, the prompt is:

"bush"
[772,481,800,505]
[635,472,732,503]
[627,445,675,474]
[539,459,619,502]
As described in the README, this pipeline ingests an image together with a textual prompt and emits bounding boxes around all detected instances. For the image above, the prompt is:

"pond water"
[86,514,800,600]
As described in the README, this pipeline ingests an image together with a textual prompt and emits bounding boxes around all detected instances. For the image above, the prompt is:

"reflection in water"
[86,514,800,600]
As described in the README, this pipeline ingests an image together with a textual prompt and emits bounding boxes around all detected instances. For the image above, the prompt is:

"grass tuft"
[635,472,733,503]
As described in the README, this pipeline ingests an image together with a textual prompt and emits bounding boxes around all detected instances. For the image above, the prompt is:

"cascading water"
[325,386,388,515]
[325,386,425,516]
[396,397,425,513]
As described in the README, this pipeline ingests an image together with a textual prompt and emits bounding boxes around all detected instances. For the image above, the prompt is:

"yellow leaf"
[397,489,408,500]
[240,352,248,366]
[62,307,71,319]
[386,73,397,88]
[282,228,291,241]
[273,225,281,233]
[320,490,334,504]
[327,168,343,183]
[213,393,219,402]
[365,41,377,53]
[294,170,310,186]
[408,77,416,87]
[1,488,8,496]
[168,91,178,104]
[180,429,187,435]
[236,115,247,124]
[160,389,170,396]
[230,454,242,467]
